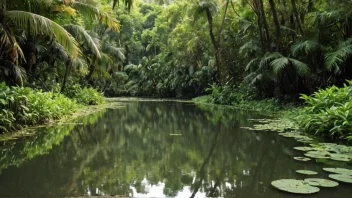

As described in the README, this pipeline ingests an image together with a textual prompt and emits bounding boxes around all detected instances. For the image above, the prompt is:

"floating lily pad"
[323,168,352,175]
[294,157,311,161]
[271,179,320,194]
[294,147,314,151]
[304,178,339,187]
[304,151,330,159]
[328,174,352,183]
[296,170,318,175]
[329,154,352,162]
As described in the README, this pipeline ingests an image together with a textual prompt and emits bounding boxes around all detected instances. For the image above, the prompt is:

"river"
[0,100,351,197]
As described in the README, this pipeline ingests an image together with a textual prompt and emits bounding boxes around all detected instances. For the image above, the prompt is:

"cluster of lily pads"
[242,118,298,133]
[242,118,352,194]
[271,168,352,194]
[294,143,352,162]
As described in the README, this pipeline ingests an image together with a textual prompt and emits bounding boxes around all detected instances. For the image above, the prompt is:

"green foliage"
[63,84,105,105]
[298,81,352,141]
[0,82,78,133]
[195,84,291,114]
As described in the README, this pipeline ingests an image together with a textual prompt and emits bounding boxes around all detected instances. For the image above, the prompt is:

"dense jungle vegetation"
[0,0,352,141]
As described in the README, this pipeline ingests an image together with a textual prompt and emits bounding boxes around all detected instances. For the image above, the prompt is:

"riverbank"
[0,84,111,141]
[193,84,352,143]
[0,101,123,142]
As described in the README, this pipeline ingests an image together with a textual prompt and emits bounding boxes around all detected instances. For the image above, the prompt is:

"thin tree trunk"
[61,59,72,93]
[290,0,304,35]
[86,56,97,83]
[268,0,282,51]
[259,0,271,50]
[217,0,230,84]
[205,8,222,83]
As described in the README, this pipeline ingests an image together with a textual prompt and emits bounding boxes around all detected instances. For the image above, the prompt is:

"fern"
[291,40,320,56]
[325,38,352,74]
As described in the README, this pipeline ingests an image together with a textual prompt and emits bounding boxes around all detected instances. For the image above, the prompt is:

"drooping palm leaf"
[73,2,120,31]
[6,10,80,58]
[325,38,352,74]
[291,40,320,56]
[103,45,126,61]
[289,58,310,76]
[271,57,289,74]
[64,24,101,58]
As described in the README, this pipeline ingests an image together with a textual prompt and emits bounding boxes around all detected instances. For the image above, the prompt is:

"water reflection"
[0,101,350,198]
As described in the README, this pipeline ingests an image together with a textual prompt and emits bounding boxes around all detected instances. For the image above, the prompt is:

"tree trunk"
[86,56,97,83]
[61,59,72,93]
[269,0,282,51]
[290,0,304,35]
[205,8,222,83]
[259,0,271,50]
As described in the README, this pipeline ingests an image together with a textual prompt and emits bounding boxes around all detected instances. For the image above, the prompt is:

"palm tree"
[0,1,80,85]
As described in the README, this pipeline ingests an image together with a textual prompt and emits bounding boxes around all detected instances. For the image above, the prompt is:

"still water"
[0,101,351,198]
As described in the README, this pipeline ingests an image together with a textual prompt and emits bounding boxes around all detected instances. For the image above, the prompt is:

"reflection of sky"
[130,178,206,198]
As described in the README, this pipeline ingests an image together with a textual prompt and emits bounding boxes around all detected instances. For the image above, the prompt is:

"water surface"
[0,101,351,197]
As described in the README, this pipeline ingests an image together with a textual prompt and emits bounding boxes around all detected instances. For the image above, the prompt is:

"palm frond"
[103,45,126,61]
[271,57,290,74]
[325,38,352,73]
[239,39,260,55]
[289,58,310,76]
[64,24,101,58]
[291,40,320,56]
[258,52,282,71]
[7,10,80,58]
[72,57,88,75]
[245,58,259,72]
[73,2,120,32]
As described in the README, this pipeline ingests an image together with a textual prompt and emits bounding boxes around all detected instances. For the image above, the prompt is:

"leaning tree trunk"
[269,0,282,51]
[205,8,222,84]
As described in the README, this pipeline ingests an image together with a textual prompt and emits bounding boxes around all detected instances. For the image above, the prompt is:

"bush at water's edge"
[193,82,352,142]
[0,82,105,133]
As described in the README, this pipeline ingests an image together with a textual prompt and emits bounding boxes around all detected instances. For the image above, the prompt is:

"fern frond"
[291,40,319,56]
[271,57,289,74]
[289,58,310,76]
[245,58,259,72]
[325,38,352,74]
[258,52,282,71]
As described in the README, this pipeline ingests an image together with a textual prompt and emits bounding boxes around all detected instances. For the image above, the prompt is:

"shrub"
[0,82,79,133]
[299,80,352,141]
[63,84,105,105]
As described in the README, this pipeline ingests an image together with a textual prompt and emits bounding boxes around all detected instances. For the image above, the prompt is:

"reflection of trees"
[0,101,316,197]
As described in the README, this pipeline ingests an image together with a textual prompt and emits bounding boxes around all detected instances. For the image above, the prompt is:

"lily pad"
[304,178,339,187]
[294,147,314,151]
[329,154,352,162]
[323,168,352,175]
[271,179,320,194]
[328,174,352,183]
[304,151,331,159]
[296,170,318,175]
[294,157,311,161]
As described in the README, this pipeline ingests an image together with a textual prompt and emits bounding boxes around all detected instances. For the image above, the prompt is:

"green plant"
[63,84,105,105]
[299,81,352,141]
